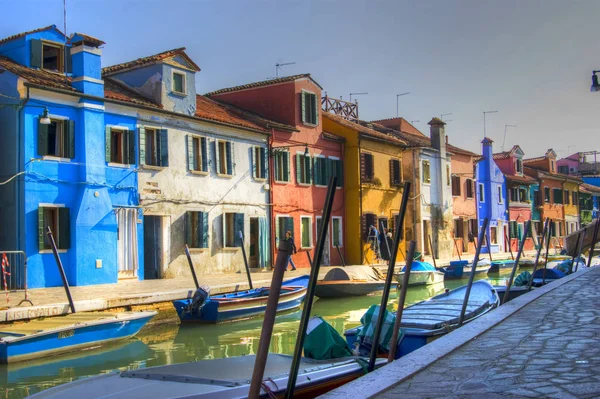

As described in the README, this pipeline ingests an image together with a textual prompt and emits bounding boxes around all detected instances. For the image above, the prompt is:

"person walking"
[284,230,297,271]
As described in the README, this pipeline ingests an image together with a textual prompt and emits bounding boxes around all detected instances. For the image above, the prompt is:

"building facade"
[449,144,478,257]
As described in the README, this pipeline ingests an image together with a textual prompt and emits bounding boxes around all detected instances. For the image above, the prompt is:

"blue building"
[475,137,507,253]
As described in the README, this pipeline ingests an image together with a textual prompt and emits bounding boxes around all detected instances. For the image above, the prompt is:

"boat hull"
[463,264,491,275]
[396,270,445,286]
[488,260,515,273]
[0,312,156,364]
[494,285,529,304]
[314,281,396,298]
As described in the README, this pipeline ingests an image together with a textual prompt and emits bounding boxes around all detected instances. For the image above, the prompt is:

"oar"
[285,176,338,399]
[388,240,416,362]
[46,227,76,314]
[587,219,600,268]
[184,244,200,290]
[458,217,489,326]
[527,218,550,292]
[428,234,437,268]
[239,231,253,290]
[503,220,531,304]
[368,181,411,372]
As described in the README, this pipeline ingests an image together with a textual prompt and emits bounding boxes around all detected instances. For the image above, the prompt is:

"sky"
[1,0,599,157]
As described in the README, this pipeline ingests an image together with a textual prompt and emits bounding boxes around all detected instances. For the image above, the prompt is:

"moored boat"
[172,275,309,323]
[439,260,466,279]
[395,261,445,287]
[0,311,156,364]
[315,266,395,298]
[463,258,491,275]
[488,259,515,273]
[531,268,565,286]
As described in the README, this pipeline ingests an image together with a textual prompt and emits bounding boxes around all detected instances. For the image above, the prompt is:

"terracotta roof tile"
[448,144,478,157]
[371,117,427,138]
[505,174,537,185]
[322,131,345,142]
[104,78,161,108]
[581,183,600,194]
[0,56,75,91]
[366,121,430,147]
[102,48,200,76]
[523,155,546,164]
[323,113,406,146]
[206,74,321,96]
[69,32,105,47]
[0,25,64,45]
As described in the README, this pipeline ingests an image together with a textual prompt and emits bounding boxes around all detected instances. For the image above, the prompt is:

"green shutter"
[262,147,268,179]
[234,213,244,246]
[225,142,233,175]
[306,155,312,184]
[105,126,111,162]
[195,212,203,248]
[296,154,302,183]
[138,127,146,166]
[30,39,42,68]
[186,135,194,171]
[38,207,45,251]
[301,92,307,123]
[251,146,256,178]
[159,128,169,166]
[201,138,208,172]
[313,157,321,185]
[312,94,319,125]
[58,207,70,250]
[64,120,75,159]
[37,121,49,156]
[284,152,290,182]
[326,158,333,185]
[185,211,193,246]
[215,141,221,173]
[127,130,136,165]
[202,211,209,248]
[64,46,72,74]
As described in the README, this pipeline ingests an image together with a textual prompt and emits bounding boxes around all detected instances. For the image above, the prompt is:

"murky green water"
[0,272,513,398]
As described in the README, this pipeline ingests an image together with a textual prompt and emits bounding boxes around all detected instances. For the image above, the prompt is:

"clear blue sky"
[2,0,599,156]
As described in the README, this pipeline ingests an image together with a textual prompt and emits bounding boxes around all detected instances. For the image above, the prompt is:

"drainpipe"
[358,137,364,263]
[412,149,418,251]
[341,140,346,265]
[268,128,275,269]
[16,87,31,252]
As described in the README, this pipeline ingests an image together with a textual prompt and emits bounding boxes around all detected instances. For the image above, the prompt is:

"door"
[249,218,259,268]
[316,217,330,266]
[144,215,163,279]
[117,208,139,279]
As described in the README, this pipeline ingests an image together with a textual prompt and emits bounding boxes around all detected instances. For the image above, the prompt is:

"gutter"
[358,137,364,263]
[16,86,30,252]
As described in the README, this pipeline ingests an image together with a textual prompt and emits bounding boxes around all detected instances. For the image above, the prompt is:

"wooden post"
[306,250,313,267]
[239,231,253,290]
[46,227,76,314]
[184,244,200,290]
[368,182,411,372]
[388,240,416,362]
[571,230,586,273]
[453,238,462,261]
[587,219,600,268]
[505,231,514,260]
[542,220,553,286]
[503,220,531,304]
[485,233,493,262]
[458,218,489,326]
[427,234,437,268]
[336,245,346,267]
[527,218,550,292]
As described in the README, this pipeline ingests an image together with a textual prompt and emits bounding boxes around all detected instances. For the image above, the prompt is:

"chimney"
[69,33,105,97]
[429,117,447,160]
[481,137,494,161]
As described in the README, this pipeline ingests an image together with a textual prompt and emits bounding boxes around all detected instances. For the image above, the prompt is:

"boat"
[518,258,536,267]
[315,266,396,298]
[488,259,515,273]
[395,261,445,287]
[439,260,466,279]
[172,275,309,323]
[494,285,529,304]
[0,311,156,364]
[463,258,491,275]
[546,257,587,272]
[531,268,566,286]
[345,280,499,359]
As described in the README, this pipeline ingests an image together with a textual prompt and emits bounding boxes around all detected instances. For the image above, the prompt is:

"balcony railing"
[321,96,359,121]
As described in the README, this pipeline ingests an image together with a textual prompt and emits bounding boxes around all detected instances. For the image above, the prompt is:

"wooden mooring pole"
[527,218,550,292]
[47,227,76,314]
[503,220,531,305]
[184,244,200,290]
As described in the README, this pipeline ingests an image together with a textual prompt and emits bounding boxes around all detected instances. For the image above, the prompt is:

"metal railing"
[0,250,27,291]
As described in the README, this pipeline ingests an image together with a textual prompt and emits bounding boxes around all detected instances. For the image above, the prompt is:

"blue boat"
[345,280,499,359]
[0,311,156,364]
[531,268,566,287]
[173,275,309,323]
[488,259,515,273]
[440,260,467,279]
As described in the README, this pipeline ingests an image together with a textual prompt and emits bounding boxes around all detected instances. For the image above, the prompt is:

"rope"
[260,377,279,399]
[1,253,10,303]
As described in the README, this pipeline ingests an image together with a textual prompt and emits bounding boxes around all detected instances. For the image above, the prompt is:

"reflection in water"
[0,273,509,398]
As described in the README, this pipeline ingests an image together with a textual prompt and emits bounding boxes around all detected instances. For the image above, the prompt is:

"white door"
[117,208,139,278]
[316,217,330,266]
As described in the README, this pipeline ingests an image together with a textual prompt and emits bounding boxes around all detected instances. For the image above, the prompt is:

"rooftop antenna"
[396,92,410,118]
[502,124,517,151]
[410,120,420,125]
[275,62,295,78]
[63,0,67,45]
[350,92,368,103]
[440,112,452,121]
[483,110,498,137]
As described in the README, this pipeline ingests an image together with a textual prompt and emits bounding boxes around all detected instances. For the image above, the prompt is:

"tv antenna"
[275,62,295,78]
[350,92,368,103]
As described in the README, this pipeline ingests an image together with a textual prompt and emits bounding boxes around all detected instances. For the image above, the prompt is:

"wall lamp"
[271,143,309,158]
[591,70,600,93]
[0,103,51,124]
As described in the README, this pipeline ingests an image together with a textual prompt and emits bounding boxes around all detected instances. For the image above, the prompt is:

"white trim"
[328,155,340,160]
[300,215,313,249]
[39,203,65,208]
[172,70,187,95]
[47,114,68,121]
[107,125,130,131]
[72,76,104,84]
[77,102,105,111]
[70,45,102,56]
[332,216,343,247]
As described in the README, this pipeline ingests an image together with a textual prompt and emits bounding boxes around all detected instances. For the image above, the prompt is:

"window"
[553,188,563,204]
[140,127,169,167]
[466,179,474,199]
[186,211,209,248]
[446,165,451,186]
[534,190,540,207]
[330,157,344,188]
[497,186,503,204]
[30,39,70,73]
[313,156,328,186]
[391,213,403,240]
[252,146,268,180]
[361,153,374,183]
[172,71,186,95]
[390,159,401,187]
[296,153,312,184]
[422,160,431,184]
[573,191,578,205]
[564,190,570,205]
[478,183,485,202]
[301,91,318,125]
[509,221,518,239]
[558,165,569,174]
[510,187,518,202]
[454,219,464,239]
[38,119,75,158]
[516,159,523,174]
[544,187,550,203]
[216,140,234,176]
[223,213,244,248]
[187,135,209,173]
[274,151,290,182]
[106,127,135,164]
[300,216,313,248]
[362,213,377,241]
[519,188,528,202]
[489,226,498,245]
[551,160,555,172]
[451,175,461,196]
[332,217,343,247]
[276,216,294,245]
[469,219,478,241]
[38,206,70,251]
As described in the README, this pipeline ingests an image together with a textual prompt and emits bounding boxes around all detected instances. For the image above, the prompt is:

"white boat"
[395,261,445,287]
[463,258,491,275]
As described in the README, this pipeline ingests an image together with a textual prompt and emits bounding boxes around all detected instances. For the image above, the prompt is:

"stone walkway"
[377,267,600,399]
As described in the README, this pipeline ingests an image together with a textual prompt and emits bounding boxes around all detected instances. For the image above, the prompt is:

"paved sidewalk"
[323,266,600,399]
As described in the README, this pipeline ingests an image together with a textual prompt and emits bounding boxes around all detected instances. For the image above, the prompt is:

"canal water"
[0,272,514,398]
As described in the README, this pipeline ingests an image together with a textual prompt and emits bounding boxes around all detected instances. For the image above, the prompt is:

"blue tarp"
[403,261,436,272]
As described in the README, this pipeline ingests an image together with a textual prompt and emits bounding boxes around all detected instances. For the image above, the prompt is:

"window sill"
[422,182,431,186]
[42,156,72,162]
[314,184,328,188]
[303,122,318,128]
[108,162,133,169]
[254,177,267,182]
[39,249,67,254]
[221,247,240,252]
[297,182,311,187]
[301,246,314,250]
[142,165,165,171]
[274,180,291,184]
[190,170,209,176]
[171,91,187,97]
[217,173,233,178]
[188,248,208,253]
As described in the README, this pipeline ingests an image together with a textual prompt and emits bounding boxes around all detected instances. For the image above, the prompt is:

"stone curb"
[319,267,592,398]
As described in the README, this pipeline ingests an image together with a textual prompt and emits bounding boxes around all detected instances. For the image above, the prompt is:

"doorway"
[316,217,330,265]
[117,208,139,279]
[249,217,259,268]
[144,215,166,279]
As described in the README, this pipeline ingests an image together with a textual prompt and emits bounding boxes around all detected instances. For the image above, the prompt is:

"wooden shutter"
[251,146,256,178]
[126,130,135,165]
[58,207,70,249]
[202,211,209,248]
[296,154,302,183]
[64,46,72,73]
[105,126,112,162]
[325,158,333,184]
[306,155,312,184]
[38,121,49,156]
[313,157,321,185]
[312,94,319,125]
[195,212,203,248]
[215,140,221,173]
[234,213,244,246]
[362,214,368,241]
[262,147,268,179]
[301,92,307,123]
[285,152,290,182]
[38,207,45,251]
[30,39,42,68]
[225,142,233,175]
[201,138,208,172]
[138,127,146,166]
[360,153,366,181]
[389,160,395,187]
[159,129,169,166]
[186,135,194,171]
[185,211,193,246]
[64,120,75,159]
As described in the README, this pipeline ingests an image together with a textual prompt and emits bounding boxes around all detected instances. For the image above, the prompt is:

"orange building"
[449,147,479,257]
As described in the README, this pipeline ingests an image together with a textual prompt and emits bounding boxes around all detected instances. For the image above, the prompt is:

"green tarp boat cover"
[514,271,532,287]
[304,317,353,360]
[353,305,402,355]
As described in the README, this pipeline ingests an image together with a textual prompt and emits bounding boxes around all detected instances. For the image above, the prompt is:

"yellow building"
[563,178,582,235]
[323,113,407,265]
